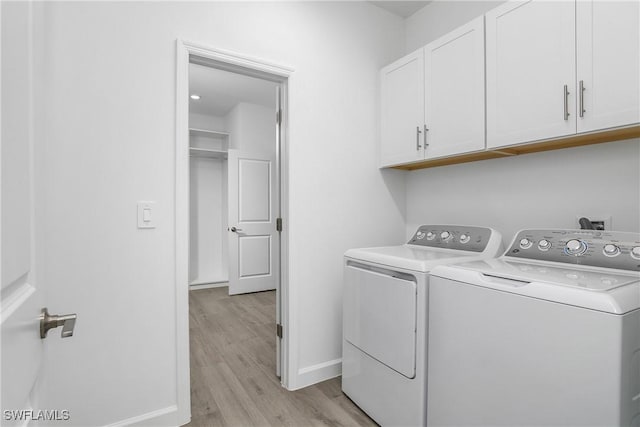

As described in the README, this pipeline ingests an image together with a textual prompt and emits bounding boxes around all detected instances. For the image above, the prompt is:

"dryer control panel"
[505,229,640,271]
[408,225,494,253]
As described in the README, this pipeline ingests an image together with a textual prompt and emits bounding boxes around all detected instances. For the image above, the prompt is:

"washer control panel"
[506,229,640,271]
[409,225,493,252]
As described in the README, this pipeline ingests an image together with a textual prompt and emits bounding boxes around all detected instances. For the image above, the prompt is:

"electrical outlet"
[576,215,612,231]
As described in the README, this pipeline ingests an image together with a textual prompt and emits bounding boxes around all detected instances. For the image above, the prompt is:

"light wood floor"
[187,287,377,427]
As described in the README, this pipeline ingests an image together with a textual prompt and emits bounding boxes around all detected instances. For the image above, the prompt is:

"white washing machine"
[428,229,640,426]
[342,225,504,426]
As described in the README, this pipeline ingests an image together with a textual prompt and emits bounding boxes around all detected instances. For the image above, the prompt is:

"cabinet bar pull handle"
[424,125,429,148]
[579,80,585,118]
[416,126,422,150]
[563,84,570,121]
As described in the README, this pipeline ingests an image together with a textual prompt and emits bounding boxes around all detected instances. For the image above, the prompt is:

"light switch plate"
[137,201,156,229]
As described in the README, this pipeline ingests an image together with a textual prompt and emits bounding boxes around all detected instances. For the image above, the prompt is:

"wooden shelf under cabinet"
[392,125,640,171]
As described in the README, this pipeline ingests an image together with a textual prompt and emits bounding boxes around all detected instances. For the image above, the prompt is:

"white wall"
[189,113,228,284]
[407,140,640,244]
[189,111,226,132]
[189,156,228,284]
[225,102,275,152]
[403,0,640,244]
[38,2,405,425]
[405,0,506,52]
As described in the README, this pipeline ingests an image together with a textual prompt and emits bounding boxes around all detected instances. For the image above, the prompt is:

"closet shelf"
[189,128,229,138]
[189,147,228,159]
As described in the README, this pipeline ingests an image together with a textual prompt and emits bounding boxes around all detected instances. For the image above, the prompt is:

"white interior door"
[227,149,279,296]
[1,1,45,422]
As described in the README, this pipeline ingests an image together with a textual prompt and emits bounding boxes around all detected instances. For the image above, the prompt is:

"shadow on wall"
[404,138,640,244]
[380,167,408,226]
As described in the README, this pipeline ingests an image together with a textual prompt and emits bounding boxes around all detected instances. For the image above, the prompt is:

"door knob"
[230,226,243,233]
[40,307,77,339]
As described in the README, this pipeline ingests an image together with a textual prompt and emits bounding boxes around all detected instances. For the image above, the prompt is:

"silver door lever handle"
[230,226,243,232]
[40,307,77,339]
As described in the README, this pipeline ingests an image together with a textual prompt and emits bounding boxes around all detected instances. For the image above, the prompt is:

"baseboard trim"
[292,358,342,390]
[189,281,228,290]
[105,405,180,427]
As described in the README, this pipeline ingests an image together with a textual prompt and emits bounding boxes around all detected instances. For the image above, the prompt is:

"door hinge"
[276,217,283,232]
[276,323,283,338]
[276,109,282,125]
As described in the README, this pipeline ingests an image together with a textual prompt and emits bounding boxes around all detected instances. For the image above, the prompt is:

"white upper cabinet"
[576,0,640,133]
[486,0,576,149]
[424,17,485,159]
[380,49,425,167]
[379,0,639,169]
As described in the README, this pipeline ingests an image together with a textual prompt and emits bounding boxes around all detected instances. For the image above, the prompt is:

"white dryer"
[342,225,504,426]
[428,229,640,426]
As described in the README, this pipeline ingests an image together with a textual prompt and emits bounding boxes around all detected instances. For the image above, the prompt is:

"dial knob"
[519,238,533,249]
[426,231,436,240]
[459,233,470,244]
[440,231,451,241]
[565,239,587,256]
[416,231,425,240]
[537,239,551,251]
[631,246,640,259]
[603,244,620,257]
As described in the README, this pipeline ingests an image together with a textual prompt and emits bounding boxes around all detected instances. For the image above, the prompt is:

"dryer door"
[344,261,417,378]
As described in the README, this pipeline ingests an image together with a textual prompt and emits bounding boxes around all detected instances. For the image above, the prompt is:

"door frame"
[175,39,293,424]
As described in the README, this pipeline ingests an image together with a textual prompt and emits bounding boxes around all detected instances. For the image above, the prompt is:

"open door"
[2,3,78,423]
[1,2,46,421]
[227,149,279,296]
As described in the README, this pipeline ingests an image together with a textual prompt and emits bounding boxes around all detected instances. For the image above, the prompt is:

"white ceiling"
[369,1,431,18]
[189,63,277,117]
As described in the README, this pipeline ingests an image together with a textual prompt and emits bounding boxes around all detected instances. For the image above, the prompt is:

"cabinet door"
[380,49,424,167]
[486,0,576,149]
[576,1,640,133]
[424,17,485,159]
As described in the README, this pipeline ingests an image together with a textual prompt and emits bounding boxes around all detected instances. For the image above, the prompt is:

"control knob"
[537,239,551,251]
[519,238,533,249]
[459,233,470,244]
[416,231,425,240]
[565,239,587,256]
[602,244,620,257]
[440,231,451,241]
[426,231,436,240]
[631,246,640,260]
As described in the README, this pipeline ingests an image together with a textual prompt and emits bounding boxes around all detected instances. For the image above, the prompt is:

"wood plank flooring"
[187,287,377,427]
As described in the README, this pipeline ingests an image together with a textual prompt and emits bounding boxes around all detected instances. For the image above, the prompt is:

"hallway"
[188,287,376,426]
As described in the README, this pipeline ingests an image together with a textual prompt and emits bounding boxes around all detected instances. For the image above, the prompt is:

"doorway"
[175,41,292,421]
[188,63,279,296]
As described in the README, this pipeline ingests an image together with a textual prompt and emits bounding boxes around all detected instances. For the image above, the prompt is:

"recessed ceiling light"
[190,94,201,100]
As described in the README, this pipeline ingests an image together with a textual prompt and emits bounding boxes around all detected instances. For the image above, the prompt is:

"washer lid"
[431,260,640,314]
[345,245,479,272]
